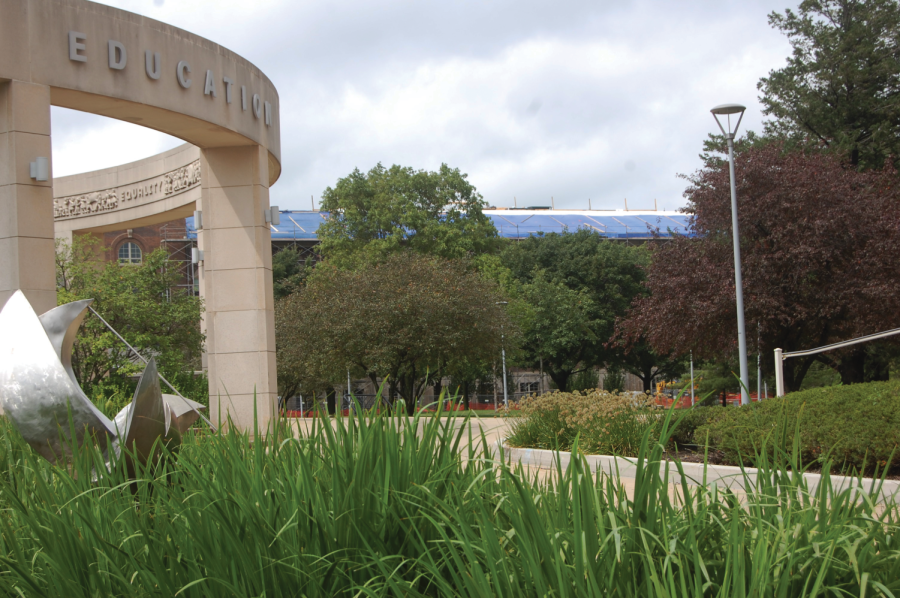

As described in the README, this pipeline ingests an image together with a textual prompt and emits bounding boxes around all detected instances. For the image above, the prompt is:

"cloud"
[52,0,793,210]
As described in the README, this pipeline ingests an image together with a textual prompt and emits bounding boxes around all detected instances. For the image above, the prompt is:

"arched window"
[118,241,142,265]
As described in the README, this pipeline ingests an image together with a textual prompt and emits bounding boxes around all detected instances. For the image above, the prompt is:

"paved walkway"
[287,417,900,505]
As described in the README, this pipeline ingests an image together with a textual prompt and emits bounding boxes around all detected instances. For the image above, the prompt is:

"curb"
[497,444,900,502]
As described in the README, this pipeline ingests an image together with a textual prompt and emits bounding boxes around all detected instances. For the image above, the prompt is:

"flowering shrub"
[506,389,657,456]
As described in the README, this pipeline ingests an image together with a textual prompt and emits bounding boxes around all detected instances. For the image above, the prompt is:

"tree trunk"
[641,369,653,393]
[839,347,867,385]
[404,375,417,416]
[389,379,398,411]
[865,347,891,382]
[463,381,470,411]
[326,388,336,415]
[549,371,570,393]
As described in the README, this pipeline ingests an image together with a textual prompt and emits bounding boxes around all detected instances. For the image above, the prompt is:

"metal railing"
[774,326,900,396]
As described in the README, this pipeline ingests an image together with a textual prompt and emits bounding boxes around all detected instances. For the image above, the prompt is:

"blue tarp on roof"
[185,210,691,241]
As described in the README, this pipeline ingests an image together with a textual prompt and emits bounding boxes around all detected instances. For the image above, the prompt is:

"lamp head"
[710,103,746,115]
[711,103,746,138]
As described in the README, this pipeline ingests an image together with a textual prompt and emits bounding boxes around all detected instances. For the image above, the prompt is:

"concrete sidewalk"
[287,416,900,504]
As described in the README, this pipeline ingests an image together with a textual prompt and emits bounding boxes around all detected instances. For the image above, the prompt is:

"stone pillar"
[198,145,277,432]
[0,80,56,313]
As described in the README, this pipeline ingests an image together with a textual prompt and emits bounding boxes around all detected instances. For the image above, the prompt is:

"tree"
[500,230,653,391]
[272,246,312,299]
[275,252,517,415]
[317,163,501,266]
[759,0,900,169]
[618,142,900,392]
[56,236,205,405]
[517,272,598,392]
[614,340,686,394]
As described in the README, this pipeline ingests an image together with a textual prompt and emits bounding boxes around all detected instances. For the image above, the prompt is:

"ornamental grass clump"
[0,403,899,596]
[507,389,656,455]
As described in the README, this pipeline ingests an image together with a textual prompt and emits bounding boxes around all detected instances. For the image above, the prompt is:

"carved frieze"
[53,160,201,220]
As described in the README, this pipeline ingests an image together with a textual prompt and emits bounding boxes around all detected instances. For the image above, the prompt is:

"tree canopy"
[272,246,312,299]
[316,163,501,266]
[275,252,516,415]
[56,236,205,406]
[759,0,900,169]
[619,143,900,392]
[499,230,660,391]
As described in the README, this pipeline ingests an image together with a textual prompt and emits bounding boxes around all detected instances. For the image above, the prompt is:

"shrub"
[507,389,656,455]
[695,380,900,473]
[668,406,724,449]
[602,368,626,392]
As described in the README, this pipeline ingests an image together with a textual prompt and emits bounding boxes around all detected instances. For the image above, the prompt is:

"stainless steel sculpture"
[113,358,181,464]
[0,291,206,467]
[0,291,116,462]
[164,394,206,435]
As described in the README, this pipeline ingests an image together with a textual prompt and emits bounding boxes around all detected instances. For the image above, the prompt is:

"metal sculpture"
[0,291,205,466]
[112,358,182,465]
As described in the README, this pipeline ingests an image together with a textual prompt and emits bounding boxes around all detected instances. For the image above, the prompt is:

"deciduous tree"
[500,230,657,391]
[618,143,900,392]
[275,252,516,415]
[55,236,205,404]
[317,163,501,266]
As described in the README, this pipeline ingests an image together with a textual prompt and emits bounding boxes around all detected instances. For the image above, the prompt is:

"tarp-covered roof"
[186,209,690,241]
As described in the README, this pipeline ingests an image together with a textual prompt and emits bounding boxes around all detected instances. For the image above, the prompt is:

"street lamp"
[496,301,509,409]
[711,103,750,406]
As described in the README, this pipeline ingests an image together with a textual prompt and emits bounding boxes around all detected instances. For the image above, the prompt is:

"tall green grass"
[0,405,898,596]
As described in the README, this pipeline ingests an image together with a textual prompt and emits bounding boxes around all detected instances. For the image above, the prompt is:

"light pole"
[711,103,750,405]
[496,301,509,409]
[690,350,695,407]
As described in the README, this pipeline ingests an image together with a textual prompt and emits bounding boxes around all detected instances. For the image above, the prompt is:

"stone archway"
[1,0,281,431]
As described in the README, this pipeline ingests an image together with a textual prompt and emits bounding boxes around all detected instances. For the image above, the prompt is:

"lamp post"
[690,350,695,407]
[496,301,509,409]
[711,103,750,405]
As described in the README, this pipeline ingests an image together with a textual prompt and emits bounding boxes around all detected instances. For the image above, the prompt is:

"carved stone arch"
[0,0,282,431]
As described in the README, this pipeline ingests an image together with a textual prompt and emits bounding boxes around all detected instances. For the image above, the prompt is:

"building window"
[519,382,539,393]
[118,242,142,265]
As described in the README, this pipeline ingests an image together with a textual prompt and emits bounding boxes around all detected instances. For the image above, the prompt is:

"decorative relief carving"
[53,160,201,220]
[162,161,202,196]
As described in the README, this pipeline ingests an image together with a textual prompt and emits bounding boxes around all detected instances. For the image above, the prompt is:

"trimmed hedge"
[692,380,900,474]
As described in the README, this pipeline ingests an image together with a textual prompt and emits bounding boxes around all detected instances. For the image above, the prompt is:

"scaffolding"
[160,221,198,297]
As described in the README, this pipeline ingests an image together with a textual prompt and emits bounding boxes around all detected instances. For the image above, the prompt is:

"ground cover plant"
[0,406,899,596]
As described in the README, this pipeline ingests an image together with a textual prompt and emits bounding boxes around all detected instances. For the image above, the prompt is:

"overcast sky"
[51,0,794,211]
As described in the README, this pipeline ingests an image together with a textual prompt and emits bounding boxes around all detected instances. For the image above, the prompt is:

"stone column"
[0,80,56,313]
[198,145,277,432]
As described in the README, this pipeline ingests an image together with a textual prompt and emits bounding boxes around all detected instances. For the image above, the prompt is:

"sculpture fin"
[39,299,94,387]
[118,358,181,463]
[0,291,115,462]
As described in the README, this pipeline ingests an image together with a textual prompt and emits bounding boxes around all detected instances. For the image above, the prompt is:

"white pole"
[774,348,785,397]
[690,350,695,406]
[757,351,761,402]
